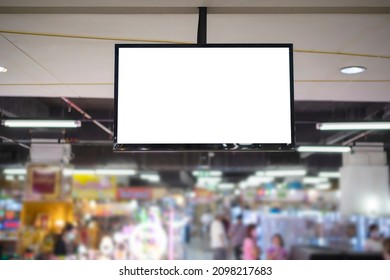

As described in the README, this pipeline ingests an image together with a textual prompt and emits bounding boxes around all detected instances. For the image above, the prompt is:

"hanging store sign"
[26,164,61,200]
[72,175,116,200]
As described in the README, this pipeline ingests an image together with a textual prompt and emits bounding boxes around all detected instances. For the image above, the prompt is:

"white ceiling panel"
[0,84,75,97]
[0,14,197,42]
[208,14,390,55]
[0,0,389,8]
[0,9,389,102]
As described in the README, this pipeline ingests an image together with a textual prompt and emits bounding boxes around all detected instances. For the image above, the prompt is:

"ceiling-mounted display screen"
[114,44,294,152]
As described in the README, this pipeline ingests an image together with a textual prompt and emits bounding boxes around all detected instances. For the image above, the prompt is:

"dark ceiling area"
[1,96,390,187]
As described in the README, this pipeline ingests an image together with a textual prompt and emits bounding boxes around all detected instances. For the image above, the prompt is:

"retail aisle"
[185,237,235,260]
[185,237,213,260]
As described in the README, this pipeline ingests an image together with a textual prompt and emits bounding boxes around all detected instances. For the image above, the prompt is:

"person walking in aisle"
[364,224,383,252]
[210,213,228,260]
[200,209,213,238]
[383,238,390,260]
[228,214,246,260]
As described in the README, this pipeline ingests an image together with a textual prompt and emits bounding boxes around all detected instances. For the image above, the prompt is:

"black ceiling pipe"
[197,7,207,45]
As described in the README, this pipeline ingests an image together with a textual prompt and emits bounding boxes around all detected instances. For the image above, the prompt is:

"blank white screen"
[117,47,292,144]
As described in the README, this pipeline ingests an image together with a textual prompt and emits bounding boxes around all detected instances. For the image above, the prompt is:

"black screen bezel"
[114,43,295,152]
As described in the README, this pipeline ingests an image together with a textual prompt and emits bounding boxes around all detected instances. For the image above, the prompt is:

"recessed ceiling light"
[340,66,366,75]
[0,66,7,73]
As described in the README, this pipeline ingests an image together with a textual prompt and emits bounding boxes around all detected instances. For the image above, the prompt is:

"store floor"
[185,237,233,260]
[185,237,212,260]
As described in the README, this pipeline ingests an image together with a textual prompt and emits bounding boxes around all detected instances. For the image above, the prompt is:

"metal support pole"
[197,7,207,45]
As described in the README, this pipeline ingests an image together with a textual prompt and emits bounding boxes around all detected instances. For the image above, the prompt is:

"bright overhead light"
[3,168,26,175]
[95,169,136,176]
[217,183,235,190]
[303,177,329,184]
[246,175,274,186]
[265,169,307,177]
[5,175,15,181]
[316,183,332,190]
[297,146,351,153]
[192,170,222,177]
[319,171,341,178]
[0,66,7,73]
[239,181,248,189]
[140,173,160,182]
[65,169,136,176]
[340,66,366,75]
[72,169,95,175]
[317,122,390,131]
[2,120,81,128]
[255,171,265,176]
[209,170,222,176]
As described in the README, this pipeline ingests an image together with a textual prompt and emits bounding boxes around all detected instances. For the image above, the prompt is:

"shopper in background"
[266,234,288,260]
[221,212,231,237]
[54,223,78,257]
[210,213,228,260]
[200,209,213,238]
[364,224,383,252]
[228,214,246,260]
[383,238,390,260]
[242,224,260,260]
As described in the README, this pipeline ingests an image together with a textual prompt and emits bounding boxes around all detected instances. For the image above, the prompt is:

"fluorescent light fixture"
[5,175,15,181]
[255,171,265,176]
[2,119,81,128]
[316,183,332,190]
[209,170,222,176]
[297,146,351,153]
[140,173,160,182]
[72,169,95,175]
[246,175,274,186]
[239,181,248,189]
[317,122,390,131]
[217,183,235,190]
[63,169,73,176]
[65,168,136,176]
[95,169,136,176]
[0,66,7,72]
[319,171,341,178]
[3,168,26,175]
[197,177,222,185]
[265,169,307,177]
[303,177,329,184]
[18,175,25,181]
[340,66,366,75]
[192,170,222,177]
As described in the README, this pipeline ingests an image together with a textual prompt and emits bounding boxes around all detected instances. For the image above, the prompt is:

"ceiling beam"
[0,7,389,14]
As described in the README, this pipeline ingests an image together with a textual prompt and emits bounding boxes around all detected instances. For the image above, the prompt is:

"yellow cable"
[1,80,390,86]
[1,29,390,59]
[0,29,193,44]
[0,83,114,86]
[294,49,390,59]
[295,80,390,83]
